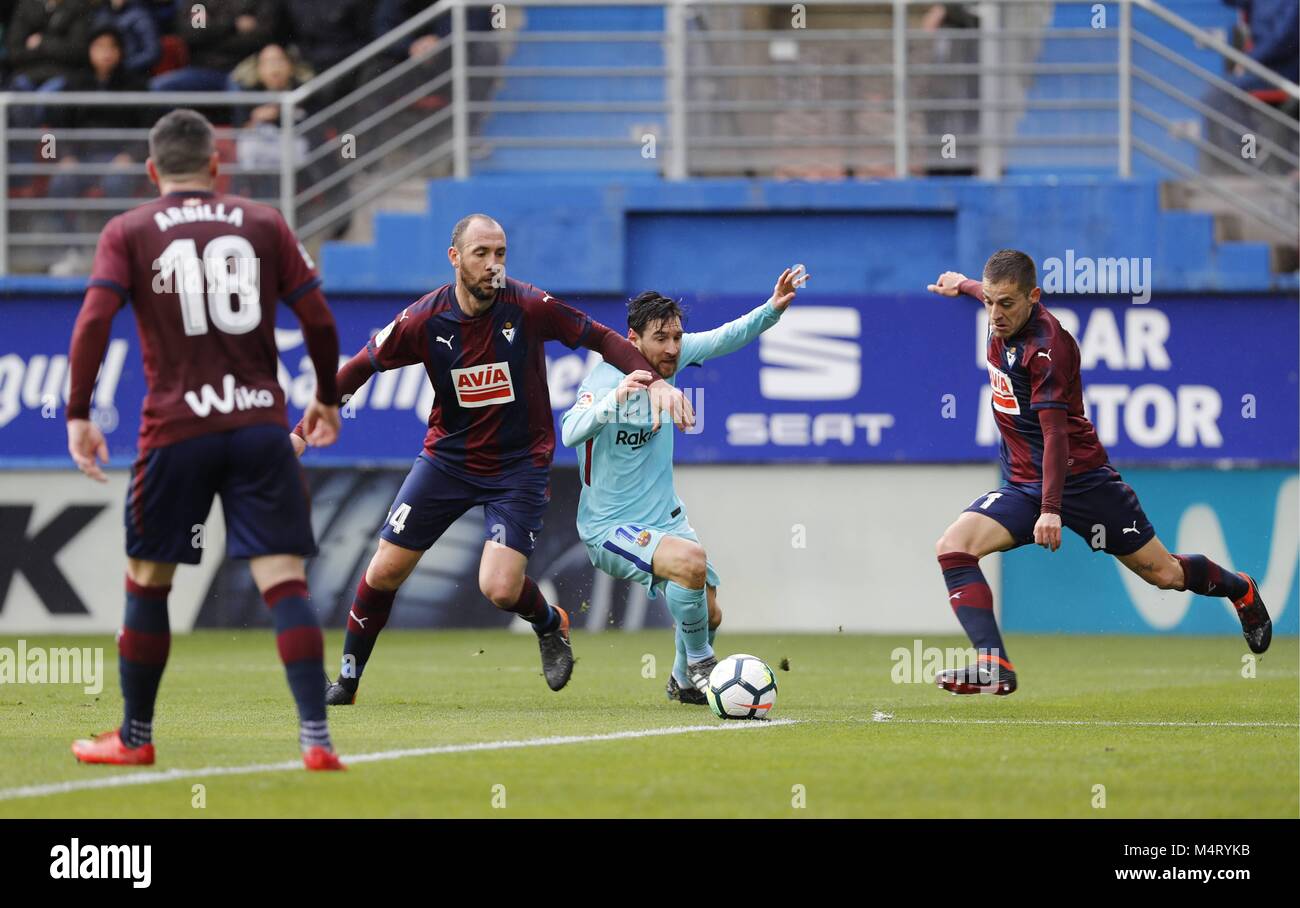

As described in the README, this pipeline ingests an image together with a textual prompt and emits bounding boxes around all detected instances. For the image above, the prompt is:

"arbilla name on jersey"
[987,364,1021,415]
[452,362,515,408]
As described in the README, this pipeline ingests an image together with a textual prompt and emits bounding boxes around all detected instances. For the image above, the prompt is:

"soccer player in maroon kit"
[65,110,347,769]
[293,213,695,704]
[926,250,1271,695]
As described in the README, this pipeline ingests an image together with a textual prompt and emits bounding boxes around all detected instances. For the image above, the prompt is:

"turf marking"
[0,719,798,803]
[865,717,1298,729]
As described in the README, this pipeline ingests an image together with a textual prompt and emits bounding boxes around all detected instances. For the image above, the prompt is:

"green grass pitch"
[0,630,1295,818]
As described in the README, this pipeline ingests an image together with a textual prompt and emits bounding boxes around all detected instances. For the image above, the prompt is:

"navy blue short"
[125,423,316,565]
[379,454,549,557]
[963,465,1155,556]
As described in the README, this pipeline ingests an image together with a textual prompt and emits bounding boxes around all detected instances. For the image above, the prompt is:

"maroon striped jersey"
[963,282,1109,482]
[87,189,323,450]
[365,276,619,478]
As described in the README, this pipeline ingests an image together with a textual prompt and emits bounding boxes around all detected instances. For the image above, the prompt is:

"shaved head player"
[294,214,696,704]
[926,250,1271,694]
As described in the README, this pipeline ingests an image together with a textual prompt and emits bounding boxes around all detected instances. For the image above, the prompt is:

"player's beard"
[465,275,497,302]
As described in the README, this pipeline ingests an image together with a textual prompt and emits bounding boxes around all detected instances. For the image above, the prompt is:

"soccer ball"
[707,654,778,720]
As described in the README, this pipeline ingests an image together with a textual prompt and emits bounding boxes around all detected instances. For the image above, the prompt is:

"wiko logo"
[184,374,276,417]
[50,839,151,888]
[759,307,861,400]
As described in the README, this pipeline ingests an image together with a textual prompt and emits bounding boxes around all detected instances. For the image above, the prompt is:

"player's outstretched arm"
[926,270,984,302]
[561,370,653,447]
[681,265,809,367]
[66,285,123,482]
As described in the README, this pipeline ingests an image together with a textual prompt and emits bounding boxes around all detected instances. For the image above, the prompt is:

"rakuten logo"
[184,374,276,417]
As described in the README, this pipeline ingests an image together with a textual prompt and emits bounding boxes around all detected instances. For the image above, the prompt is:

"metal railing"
[0,0,1296,275]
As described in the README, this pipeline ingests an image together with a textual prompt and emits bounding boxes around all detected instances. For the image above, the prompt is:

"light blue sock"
[665,582,712,663]
[672,626,690,685]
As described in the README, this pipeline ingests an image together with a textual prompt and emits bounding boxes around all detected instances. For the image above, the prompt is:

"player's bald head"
[451,214,505,251]
[148,109,216,179]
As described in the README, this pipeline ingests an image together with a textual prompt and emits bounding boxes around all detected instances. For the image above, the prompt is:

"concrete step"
[1161,177,1299,272]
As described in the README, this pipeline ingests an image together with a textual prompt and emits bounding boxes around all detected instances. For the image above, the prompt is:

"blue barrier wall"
[317,177,1295,296]
[1,292,1295,466]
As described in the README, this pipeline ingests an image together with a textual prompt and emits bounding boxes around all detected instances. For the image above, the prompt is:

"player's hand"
[770,264,809,313]
[67,419,109,483]
[301,399,341,448]
[647,380,695,434]
[289,431,307,457]
[1034,512,1062,552]
[616,370,654,404]
[926,271,969,297]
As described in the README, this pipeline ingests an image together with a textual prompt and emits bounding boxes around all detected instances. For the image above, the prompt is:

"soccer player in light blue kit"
[561,267,808,703]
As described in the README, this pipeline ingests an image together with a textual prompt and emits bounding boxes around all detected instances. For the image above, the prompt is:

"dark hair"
[88,25,124,51]
[451,213,501,250]
[982,249,1038,295]
[148,109,215,178]
[627,291,684,335]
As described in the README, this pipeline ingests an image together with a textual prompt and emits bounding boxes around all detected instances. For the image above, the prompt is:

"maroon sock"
[503,576,558,633]
[1173,555,1248,601]
[340,578,396,684]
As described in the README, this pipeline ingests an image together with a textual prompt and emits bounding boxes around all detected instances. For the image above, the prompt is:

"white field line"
[863,717,1298,729]
[0,719,799,803]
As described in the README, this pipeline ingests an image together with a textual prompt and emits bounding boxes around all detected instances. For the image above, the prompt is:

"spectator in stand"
[281,0,369,77]
[91,0,160,76]
[7,0,92,126]
[150,0,278,91]
[1204,0,1299,175]
[46,24,149,273]
[232,42,307,199]
[143,0,174,33]
[0,0,20,83]
[49,26,148,197]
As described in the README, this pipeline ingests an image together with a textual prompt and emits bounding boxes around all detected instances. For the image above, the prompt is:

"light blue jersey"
[561,299,783,591]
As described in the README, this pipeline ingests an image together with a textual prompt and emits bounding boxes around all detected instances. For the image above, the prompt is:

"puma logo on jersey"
[987,364,1021,415]
[541,293,554,304]
[1036,349,1052,360]
[1122,521,1139,535]
[398,308,411,322]
[451,361,515,407]
[183,374,275,418]
[436,335,454,350]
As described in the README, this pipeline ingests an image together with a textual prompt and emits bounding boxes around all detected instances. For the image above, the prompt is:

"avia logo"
[451,362,515,408]
[615,428,653,448]
[1117,477,1296,630]
[183,374,276,418]
[987,364,1021,415]
[759,307,860,400]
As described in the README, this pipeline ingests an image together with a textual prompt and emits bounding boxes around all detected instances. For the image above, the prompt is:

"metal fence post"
[280,94,296,229]
[1118,0,1132,178]
[892,0,908,177]
[452,0,470,179]
[666,0,688,180]
[977,1,1001,179]
[0,98,8,276]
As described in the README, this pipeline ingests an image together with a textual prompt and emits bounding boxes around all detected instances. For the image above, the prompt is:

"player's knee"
[682,544,707,589]
[480,576,522,609]
[935,526,968,557]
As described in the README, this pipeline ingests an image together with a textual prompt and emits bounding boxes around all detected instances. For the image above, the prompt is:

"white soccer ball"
[707,654,778,720]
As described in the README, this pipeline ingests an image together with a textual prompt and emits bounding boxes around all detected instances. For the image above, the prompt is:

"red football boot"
[71,729,155,766]
[302,746,346,771]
